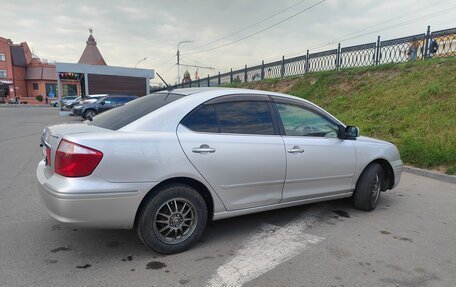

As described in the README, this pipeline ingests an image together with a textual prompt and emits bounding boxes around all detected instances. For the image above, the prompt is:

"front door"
[99,97,116,112]
[274,101,356,202]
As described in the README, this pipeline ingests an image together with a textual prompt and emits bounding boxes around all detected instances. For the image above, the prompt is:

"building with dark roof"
[78,34,107,65]
[55,31,154,105]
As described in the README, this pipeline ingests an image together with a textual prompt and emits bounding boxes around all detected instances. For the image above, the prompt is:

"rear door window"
[181,100,275,135]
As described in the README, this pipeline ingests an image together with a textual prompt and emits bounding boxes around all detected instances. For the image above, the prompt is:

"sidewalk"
[404,165,456,183]
[0,104,52,108]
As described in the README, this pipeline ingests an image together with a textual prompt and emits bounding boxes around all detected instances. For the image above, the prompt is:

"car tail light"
[55,139,103,177]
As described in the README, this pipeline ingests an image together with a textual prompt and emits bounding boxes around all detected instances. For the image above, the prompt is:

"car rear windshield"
[89,92,185,130]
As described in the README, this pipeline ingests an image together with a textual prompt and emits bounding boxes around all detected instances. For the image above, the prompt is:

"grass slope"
[226,57,456,174]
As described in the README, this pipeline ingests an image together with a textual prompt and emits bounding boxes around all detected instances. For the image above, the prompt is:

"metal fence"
[154,25,456,91]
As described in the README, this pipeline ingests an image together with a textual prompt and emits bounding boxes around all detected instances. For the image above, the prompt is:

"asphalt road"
[0,107,455,287]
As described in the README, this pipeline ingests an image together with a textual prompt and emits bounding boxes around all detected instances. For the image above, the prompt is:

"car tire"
[84,109,96,120]
[353,163,383,211]
[136,183,207,254]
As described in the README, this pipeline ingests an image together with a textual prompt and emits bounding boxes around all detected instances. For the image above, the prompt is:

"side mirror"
[338,125,359,140]
[345,126,359,138]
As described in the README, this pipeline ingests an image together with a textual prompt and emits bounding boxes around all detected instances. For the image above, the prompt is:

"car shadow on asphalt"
[43,194,398,261]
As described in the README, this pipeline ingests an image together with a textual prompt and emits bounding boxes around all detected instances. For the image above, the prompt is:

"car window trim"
[205,94,270,104]
[268,96,286,135]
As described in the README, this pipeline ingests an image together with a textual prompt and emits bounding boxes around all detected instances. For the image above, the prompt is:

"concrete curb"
[403,166,456,183]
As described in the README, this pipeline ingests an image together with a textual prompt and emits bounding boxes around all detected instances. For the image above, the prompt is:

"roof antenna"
[155,72,173,91]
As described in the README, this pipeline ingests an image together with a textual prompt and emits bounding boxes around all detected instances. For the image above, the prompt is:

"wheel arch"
[360,158,395,191]
[134,177,215,228]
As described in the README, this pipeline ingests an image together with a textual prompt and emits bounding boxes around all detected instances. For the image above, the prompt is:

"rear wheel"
[84,109,96,120]
[136,184,207,254]
[353,163,383,211]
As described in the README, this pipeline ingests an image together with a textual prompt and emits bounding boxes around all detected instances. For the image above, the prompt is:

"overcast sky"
[1,0,455,84]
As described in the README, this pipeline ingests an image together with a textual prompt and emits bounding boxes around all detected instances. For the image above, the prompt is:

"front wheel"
[84,109,96,120]
[353,163,383,211]
[136,184,207,254]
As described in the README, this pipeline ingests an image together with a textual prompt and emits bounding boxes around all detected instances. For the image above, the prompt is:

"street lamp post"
[135,57,147,68]
[177,40,192,84]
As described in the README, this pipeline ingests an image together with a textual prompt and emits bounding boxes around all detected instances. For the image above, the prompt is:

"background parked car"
[50,96,78,107]
[79,94,108,105]
[72,95,138,119]
[63,96,82,109]
[64,95,105,109]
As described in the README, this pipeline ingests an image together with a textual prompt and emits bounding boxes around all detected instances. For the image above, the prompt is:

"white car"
[79,94,108,105]
[63,96,82,109]
[37,87,402,254]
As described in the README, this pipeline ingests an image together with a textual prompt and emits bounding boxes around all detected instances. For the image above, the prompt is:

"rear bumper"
[36,160,156,229]
[391,159,403,189]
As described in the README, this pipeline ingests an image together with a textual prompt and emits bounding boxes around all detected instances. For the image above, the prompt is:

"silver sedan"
[37,88,402,254]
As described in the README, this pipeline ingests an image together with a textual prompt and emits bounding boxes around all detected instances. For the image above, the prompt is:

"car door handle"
[192,145,216,153]
[287,146,304,153]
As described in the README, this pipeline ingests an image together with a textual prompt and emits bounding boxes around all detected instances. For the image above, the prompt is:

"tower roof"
[78,32,107,65]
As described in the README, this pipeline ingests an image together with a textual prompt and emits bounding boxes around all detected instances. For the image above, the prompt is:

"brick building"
[0,37,29,103]
[1,32,153,104]
[25,58,60,104]
[0,37,63,104]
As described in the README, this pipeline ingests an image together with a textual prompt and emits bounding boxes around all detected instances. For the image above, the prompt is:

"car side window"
[182,100,275,135]
[112,97,124,103]
[119,97,131,103]
[214,101,274,135]
[276,103,338,138]
[181,105,219,133]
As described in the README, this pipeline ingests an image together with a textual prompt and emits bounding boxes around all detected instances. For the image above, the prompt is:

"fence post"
[423,25,431,59]
[261,60,265,80]
[244,65,247,82]
[336,43,341,70]
[281,56,285,78]
[305,50,309,73]
[197,77,200,87]
[218,72,221,86]
[375,36,381,65]
[230,68,233,83]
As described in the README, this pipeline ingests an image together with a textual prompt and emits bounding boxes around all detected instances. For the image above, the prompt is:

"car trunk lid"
[40,123,111,178]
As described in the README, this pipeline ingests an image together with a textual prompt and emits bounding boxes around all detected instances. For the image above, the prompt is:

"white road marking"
[206,205,328,287]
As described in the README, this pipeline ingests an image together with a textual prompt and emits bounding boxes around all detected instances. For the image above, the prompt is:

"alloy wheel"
[371,174,381,202]
[153,198,198,244]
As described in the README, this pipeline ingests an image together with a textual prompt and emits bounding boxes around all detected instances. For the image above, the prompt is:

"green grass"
[225,57,456,174]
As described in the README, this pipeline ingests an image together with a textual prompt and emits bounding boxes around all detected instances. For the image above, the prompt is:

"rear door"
[177,95,286,211]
